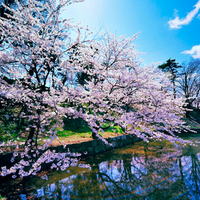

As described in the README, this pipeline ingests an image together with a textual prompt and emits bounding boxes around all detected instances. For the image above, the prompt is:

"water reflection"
[1,139,200,199]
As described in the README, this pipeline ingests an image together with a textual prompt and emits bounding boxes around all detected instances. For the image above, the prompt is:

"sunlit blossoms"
[0,0,192,178]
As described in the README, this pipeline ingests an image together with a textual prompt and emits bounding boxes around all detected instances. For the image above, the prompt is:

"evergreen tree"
[158,58,182,99]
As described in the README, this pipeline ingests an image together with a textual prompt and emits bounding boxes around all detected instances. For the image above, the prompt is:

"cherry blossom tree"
[72,32,191,143]
[0,0,88,178]
[0,0,192,178]
[0,0,88,146]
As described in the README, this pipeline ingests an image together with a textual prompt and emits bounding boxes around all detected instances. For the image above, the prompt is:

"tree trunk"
[185,99,191,118]
[173,81,176,99]
[92,128,99,139]
[186,110,190,118]
[92,131,98,139]
[25,127,35,147]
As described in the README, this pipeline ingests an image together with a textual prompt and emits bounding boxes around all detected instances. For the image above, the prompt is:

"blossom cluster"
[0,0,192,178]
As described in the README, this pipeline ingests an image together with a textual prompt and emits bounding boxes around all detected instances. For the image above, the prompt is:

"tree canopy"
[0,0,192,178]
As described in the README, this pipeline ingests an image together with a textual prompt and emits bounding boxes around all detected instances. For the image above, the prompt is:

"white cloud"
[182,45,200,59]
[168,0,200,29]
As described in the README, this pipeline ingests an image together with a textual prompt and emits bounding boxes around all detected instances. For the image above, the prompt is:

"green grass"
[2,108,200,148]
[56,118,123,140]
[0,121,26,143]
[55,124,123,140]
[57,129,92,138]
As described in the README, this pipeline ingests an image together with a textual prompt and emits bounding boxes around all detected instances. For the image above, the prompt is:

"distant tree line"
[158,58,200,117]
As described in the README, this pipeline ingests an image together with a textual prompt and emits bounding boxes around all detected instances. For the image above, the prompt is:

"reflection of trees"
[0,176,35,200]
[32,144,190,199]
[2,143,200,199]
[181,153,200,199]
[190,154,200,195]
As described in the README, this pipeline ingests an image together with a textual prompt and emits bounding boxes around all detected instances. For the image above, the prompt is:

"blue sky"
[62,0,200,66]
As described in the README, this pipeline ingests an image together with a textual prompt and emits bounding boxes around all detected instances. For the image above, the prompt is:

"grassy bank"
[1,109,200,152]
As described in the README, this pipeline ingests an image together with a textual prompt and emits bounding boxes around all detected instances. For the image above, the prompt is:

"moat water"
[1,135,200,200]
